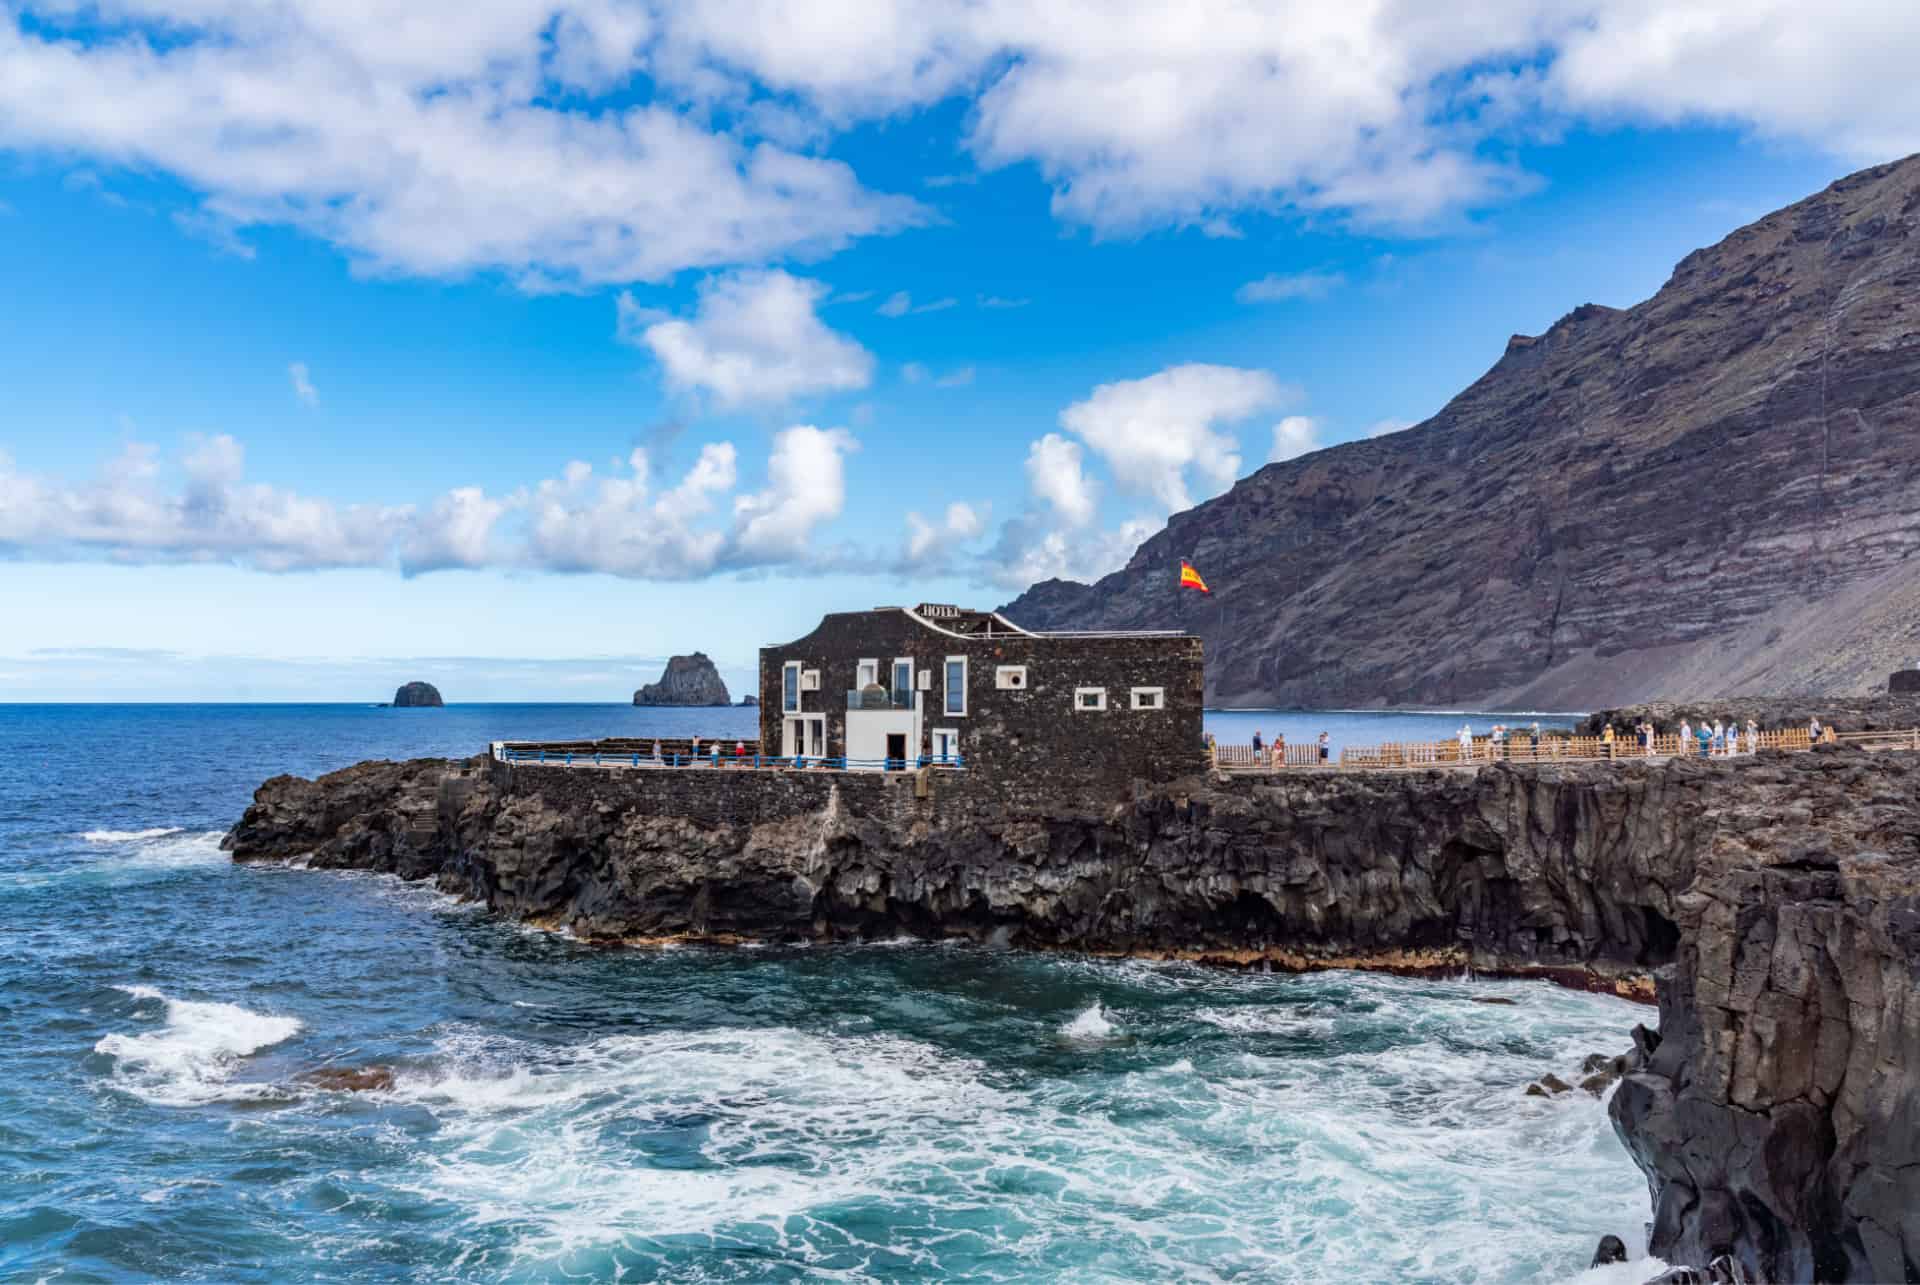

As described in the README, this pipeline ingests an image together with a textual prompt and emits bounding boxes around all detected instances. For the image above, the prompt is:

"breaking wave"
[95,986,303,1107]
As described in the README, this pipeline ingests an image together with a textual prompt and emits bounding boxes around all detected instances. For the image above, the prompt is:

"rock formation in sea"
[391,681,443,707]
[224,742,1920,1280]
[997,156,1920,710]
[632,653,731,706]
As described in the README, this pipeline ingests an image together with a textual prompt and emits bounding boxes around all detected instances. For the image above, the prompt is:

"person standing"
[1252,729,1264,755]
[1602,723,1616,759]
[1459,723,1473,761]
[1318,731,1331,763]
[1678,720,1691,756]
[1746,719,1760,754]
[1273,731,1286,767]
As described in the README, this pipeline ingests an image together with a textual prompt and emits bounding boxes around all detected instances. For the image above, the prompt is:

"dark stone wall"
[756,610,1205,785]
[1889,669,1920,694]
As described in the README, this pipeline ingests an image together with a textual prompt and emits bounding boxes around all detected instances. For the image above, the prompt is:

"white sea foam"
[70,828,227,877]
[96,986,303,1106]
[1061,1001,1118,1041]
[78,827,185,843]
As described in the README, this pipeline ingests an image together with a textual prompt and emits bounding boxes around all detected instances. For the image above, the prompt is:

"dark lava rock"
[1589,1234,1629,1267]
[633,653,730,706]
[739,694,759,707]
[297,1066,397,1092]
[224,747,1920,1279]
[999,156,1920,708]
[1471,996,1518,1006]
[392,681,443,707]
[1889,669,1920,695]
[1643,1256,1753,1285]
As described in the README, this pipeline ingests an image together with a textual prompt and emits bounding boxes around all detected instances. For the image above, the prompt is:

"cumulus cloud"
[0,2,1912,277]
[0,430,858,579]
[904,500,985,565]
[1025,433,1100,529]
[0,436,401,571]
[1059,363,1290,513]
[0,2,925,286]
[730,425,859,563]
[1237,271,1346,304]
[1269,416,1324,463]
[288,362,318,407]
[632,269,873,408]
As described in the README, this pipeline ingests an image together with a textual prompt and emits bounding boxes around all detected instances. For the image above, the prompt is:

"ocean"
[0,704,1653,1283]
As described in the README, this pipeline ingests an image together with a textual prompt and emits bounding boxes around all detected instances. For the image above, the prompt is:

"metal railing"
[493,741,963,773]
[1210,726,1920,774]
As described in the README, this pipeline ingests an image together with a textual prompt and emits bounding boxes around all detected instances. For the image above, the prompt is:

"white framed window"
[800,669,821,692]
[857,658,879,689]
[944,655,968,716]
[932,727,960,763]
[995,665,1029,690]
[782,661,801,713]
[1130,686,1165,710]
[892,658,914,707]
[1074,687,1108,711]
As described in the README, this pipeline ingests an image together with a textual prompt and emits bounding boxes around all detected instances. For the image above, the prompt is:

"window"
[944,655,968,716]
[892,658,914,707]
[782,661,801,713]
[995,665,1029,690]
[1074,687,1108,711]
[857,658,879,689]
[1130,687,1165,710]
[931,728,960,763]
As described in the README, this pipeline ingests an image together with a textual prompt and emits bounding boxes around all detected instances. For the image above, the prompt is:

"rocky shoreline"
[224,745,1920,1282]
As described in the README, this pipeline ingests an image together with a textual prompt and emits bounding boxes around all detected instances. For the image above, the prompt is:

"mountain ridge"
[1000,156,1920,708]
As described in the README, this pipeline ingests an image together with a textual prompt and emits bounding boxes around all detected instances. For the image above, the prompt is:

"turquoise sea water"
[0,705,1651,1283]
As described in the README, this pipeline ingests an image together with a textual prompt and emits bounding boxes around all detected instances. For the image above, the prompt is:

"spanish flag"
[1179,560,1210,593]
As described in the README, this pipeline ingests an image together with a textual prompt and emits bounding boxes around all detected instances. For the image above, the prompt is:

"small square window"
[995,665,1029,690]
[1074,687,1107,711]
[1130,687,1165,710]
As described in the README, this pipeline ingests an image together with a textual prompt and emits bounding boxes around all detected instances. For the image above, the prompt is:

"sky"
[2,0,1916,701]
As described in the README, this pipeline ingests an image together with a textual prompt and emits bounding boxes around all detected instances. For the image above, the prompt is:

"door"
[885,733,907,769]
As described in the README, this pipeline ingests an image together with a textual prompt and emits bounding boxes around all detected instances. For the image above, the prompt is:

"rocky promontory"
[1584,695,1920,736]
[632,653,730,706]
[391,681,443,707]
[224,745,1920,1280]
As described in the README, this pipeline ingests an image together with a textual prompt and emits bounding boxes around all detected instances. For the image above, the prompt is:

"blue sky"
[1,1,1913,700]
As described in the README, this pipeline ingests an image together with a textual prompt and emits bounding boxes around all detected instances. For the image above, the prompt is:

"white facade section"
[995,665,1029,690]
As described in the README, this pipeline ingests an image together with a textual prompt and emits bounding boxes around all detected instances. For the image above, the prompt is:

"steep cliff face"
[1000,157,1920,709]
[633,653,731,706]
[225,747,1920,1280]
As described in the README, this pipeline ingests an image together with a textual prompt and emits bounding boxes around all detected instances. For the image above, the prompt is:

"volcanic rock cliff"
[1000,157,1920,709]
[632,653,731,706]
[390,681,442,707]
[226,745,1920,1280]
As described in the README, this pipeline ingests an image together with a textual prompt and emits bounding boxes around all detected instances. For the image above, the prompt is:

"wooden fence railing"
[1210,726,1920,773]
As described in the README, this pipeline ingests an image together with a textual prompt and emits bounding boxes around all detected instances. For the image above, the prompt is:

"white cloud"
[729,425,859,563]
[0,2,925,287]
[1236,271,1346,304]
[1269,416,1323,463]
[1025,433,1099,528]
[877,290,958,317]
[1367,417,1416,438]
[288,361,318,407]
[904,500,985,564]
[933,366,975,388]
[0,430,852,579]
[977,294,1030,309]
[402,487,514,573]
[634,269,873,408]
[0,436,401,571]
[6,3,1911,277]
[1060,363,1289,513]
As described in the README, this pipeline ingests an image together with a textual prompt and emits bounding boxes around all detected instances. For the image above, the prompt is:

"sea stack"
[633,653,730,706]
[391,681,444,707]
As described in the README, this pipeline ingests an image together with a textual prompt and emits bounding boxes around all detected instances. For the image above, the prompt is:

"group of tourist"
[1212,729,1333,765]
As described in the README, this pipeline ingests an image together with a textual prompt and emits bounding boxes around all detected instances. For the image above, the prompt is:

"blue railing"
[495,745,963,772]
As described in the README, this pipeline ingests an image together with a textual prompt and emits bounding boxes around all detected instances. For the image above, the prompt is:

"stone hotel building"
[757,604,1205,784]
